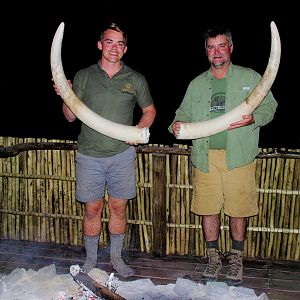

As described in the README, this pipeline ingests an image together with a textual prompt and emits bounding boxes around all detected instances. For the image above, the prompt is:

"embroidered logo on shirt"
[243,86,250,90]
[121,82,134,94]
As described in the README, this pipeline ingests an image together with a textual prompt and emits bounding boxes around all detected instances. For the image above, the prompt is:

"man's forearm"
[62,103,76,122]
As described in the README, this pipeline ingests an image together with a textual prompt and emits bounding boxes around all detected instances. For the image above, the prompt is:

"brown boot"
[225,249,243,286]
[202,248,222,282]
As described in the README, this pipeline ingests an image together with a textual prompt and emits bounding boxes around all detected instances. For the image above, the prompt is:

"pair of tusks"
[51,22,281,142]
[176,21,281,139]
[50,22,150,144]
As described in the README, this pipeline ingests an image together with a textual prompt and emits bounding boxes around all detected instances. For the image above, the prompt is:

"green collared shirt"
[73,60,153,157]
[168,64,278,172]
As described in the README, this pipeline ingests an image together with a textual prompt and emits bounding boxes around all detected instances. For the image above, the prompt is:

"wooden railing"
[0,137,299,260]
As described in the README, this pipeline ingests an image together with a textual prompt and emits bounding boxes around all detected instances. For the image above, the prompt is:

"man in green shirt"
[169,26,277,285]
[57,22,156,278]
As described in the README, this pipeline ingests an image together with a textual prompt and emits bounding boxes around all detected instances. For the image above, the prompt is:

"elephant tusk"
[176,21,281,140]
[50,22,150,144]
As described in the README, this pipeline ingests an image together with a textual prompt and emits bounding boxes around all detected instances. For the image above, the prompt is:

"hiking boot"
[202,248,222,282]
[225,249,243,286]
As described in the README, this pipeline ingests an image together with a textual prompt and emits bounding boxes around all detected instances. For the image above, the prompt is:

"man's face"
[206,34,233,68]
[98,29,127,63]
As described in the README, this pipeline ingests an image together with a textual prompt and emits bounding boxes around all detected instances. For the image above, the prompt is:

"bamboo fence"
[0,136,299,261]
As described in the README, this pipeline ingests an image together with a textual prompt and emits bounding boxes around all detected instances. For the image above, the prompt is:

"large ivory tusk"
[176,21,281,140]
[50,22,150,144]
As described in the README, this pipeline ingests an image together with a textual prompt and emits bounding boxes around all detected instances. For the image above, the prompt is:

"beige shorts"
[191,150,258,217]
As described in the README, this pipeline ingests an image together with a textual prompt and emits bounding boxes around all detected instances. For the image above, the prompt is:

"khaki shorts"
[191,150,258,217]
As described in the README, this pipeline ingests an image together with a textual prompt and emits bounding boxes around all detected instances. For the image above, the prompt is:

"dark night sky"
[0,3,298,148]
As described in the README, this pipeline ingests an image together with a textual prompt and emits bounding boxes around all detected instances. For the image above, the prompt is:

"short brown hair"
[100,22,128,45]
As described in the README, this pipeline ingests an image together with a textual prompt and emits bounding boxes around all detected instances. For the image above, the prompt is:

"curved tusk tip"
[270,21,277,30]
[58,22,65,30]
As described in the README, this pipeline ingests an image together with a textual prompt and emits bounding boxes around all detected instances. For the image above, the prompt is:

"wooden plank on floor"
[269,289,300,300]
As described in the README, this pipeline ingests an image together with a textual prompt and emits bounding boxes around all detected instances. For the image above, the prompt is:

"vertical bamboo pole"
[166,152,170,255]
[32,137,38,242]
[6,137,13,239]
[39,138,47,242]
[25,137,33,241]
[281,157,295,258]
[255,148,267,257]
[7,137,14,239]
[36,138,42,242]
[70,148,81,245]
[66,141,74,244]
[169,149,178,255]
[135,156,145,252]
[18,144,26,240]
[61,144,70,244]
[260,149,273,258]
[148,151,154,252]
[273,154,285,258]
[10,137,17,240]
[0,137,3,239]
[179,146,185,255]
[275,153,290,259]
[138,151,150,251]
[290,156,300,259]
[14,138,22,240]
[267,156,281,258]
[287,195,296,259]
[47,145,55,243]
[152,153,167,257]
[175,149,181,254]
[183,147,190,255]
[267,153,277,257]
[144,151,152,251]
[51,141,61,244]
[140,152,151,252]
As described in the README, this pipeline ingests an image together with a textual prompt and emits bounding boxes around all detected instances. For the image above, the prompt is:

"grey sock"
[82,235,99,272]
[110,233,134,278]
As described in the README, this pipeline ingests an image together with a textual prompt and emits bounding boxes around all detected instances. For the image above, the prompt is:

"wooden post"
[152,153,167,257]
